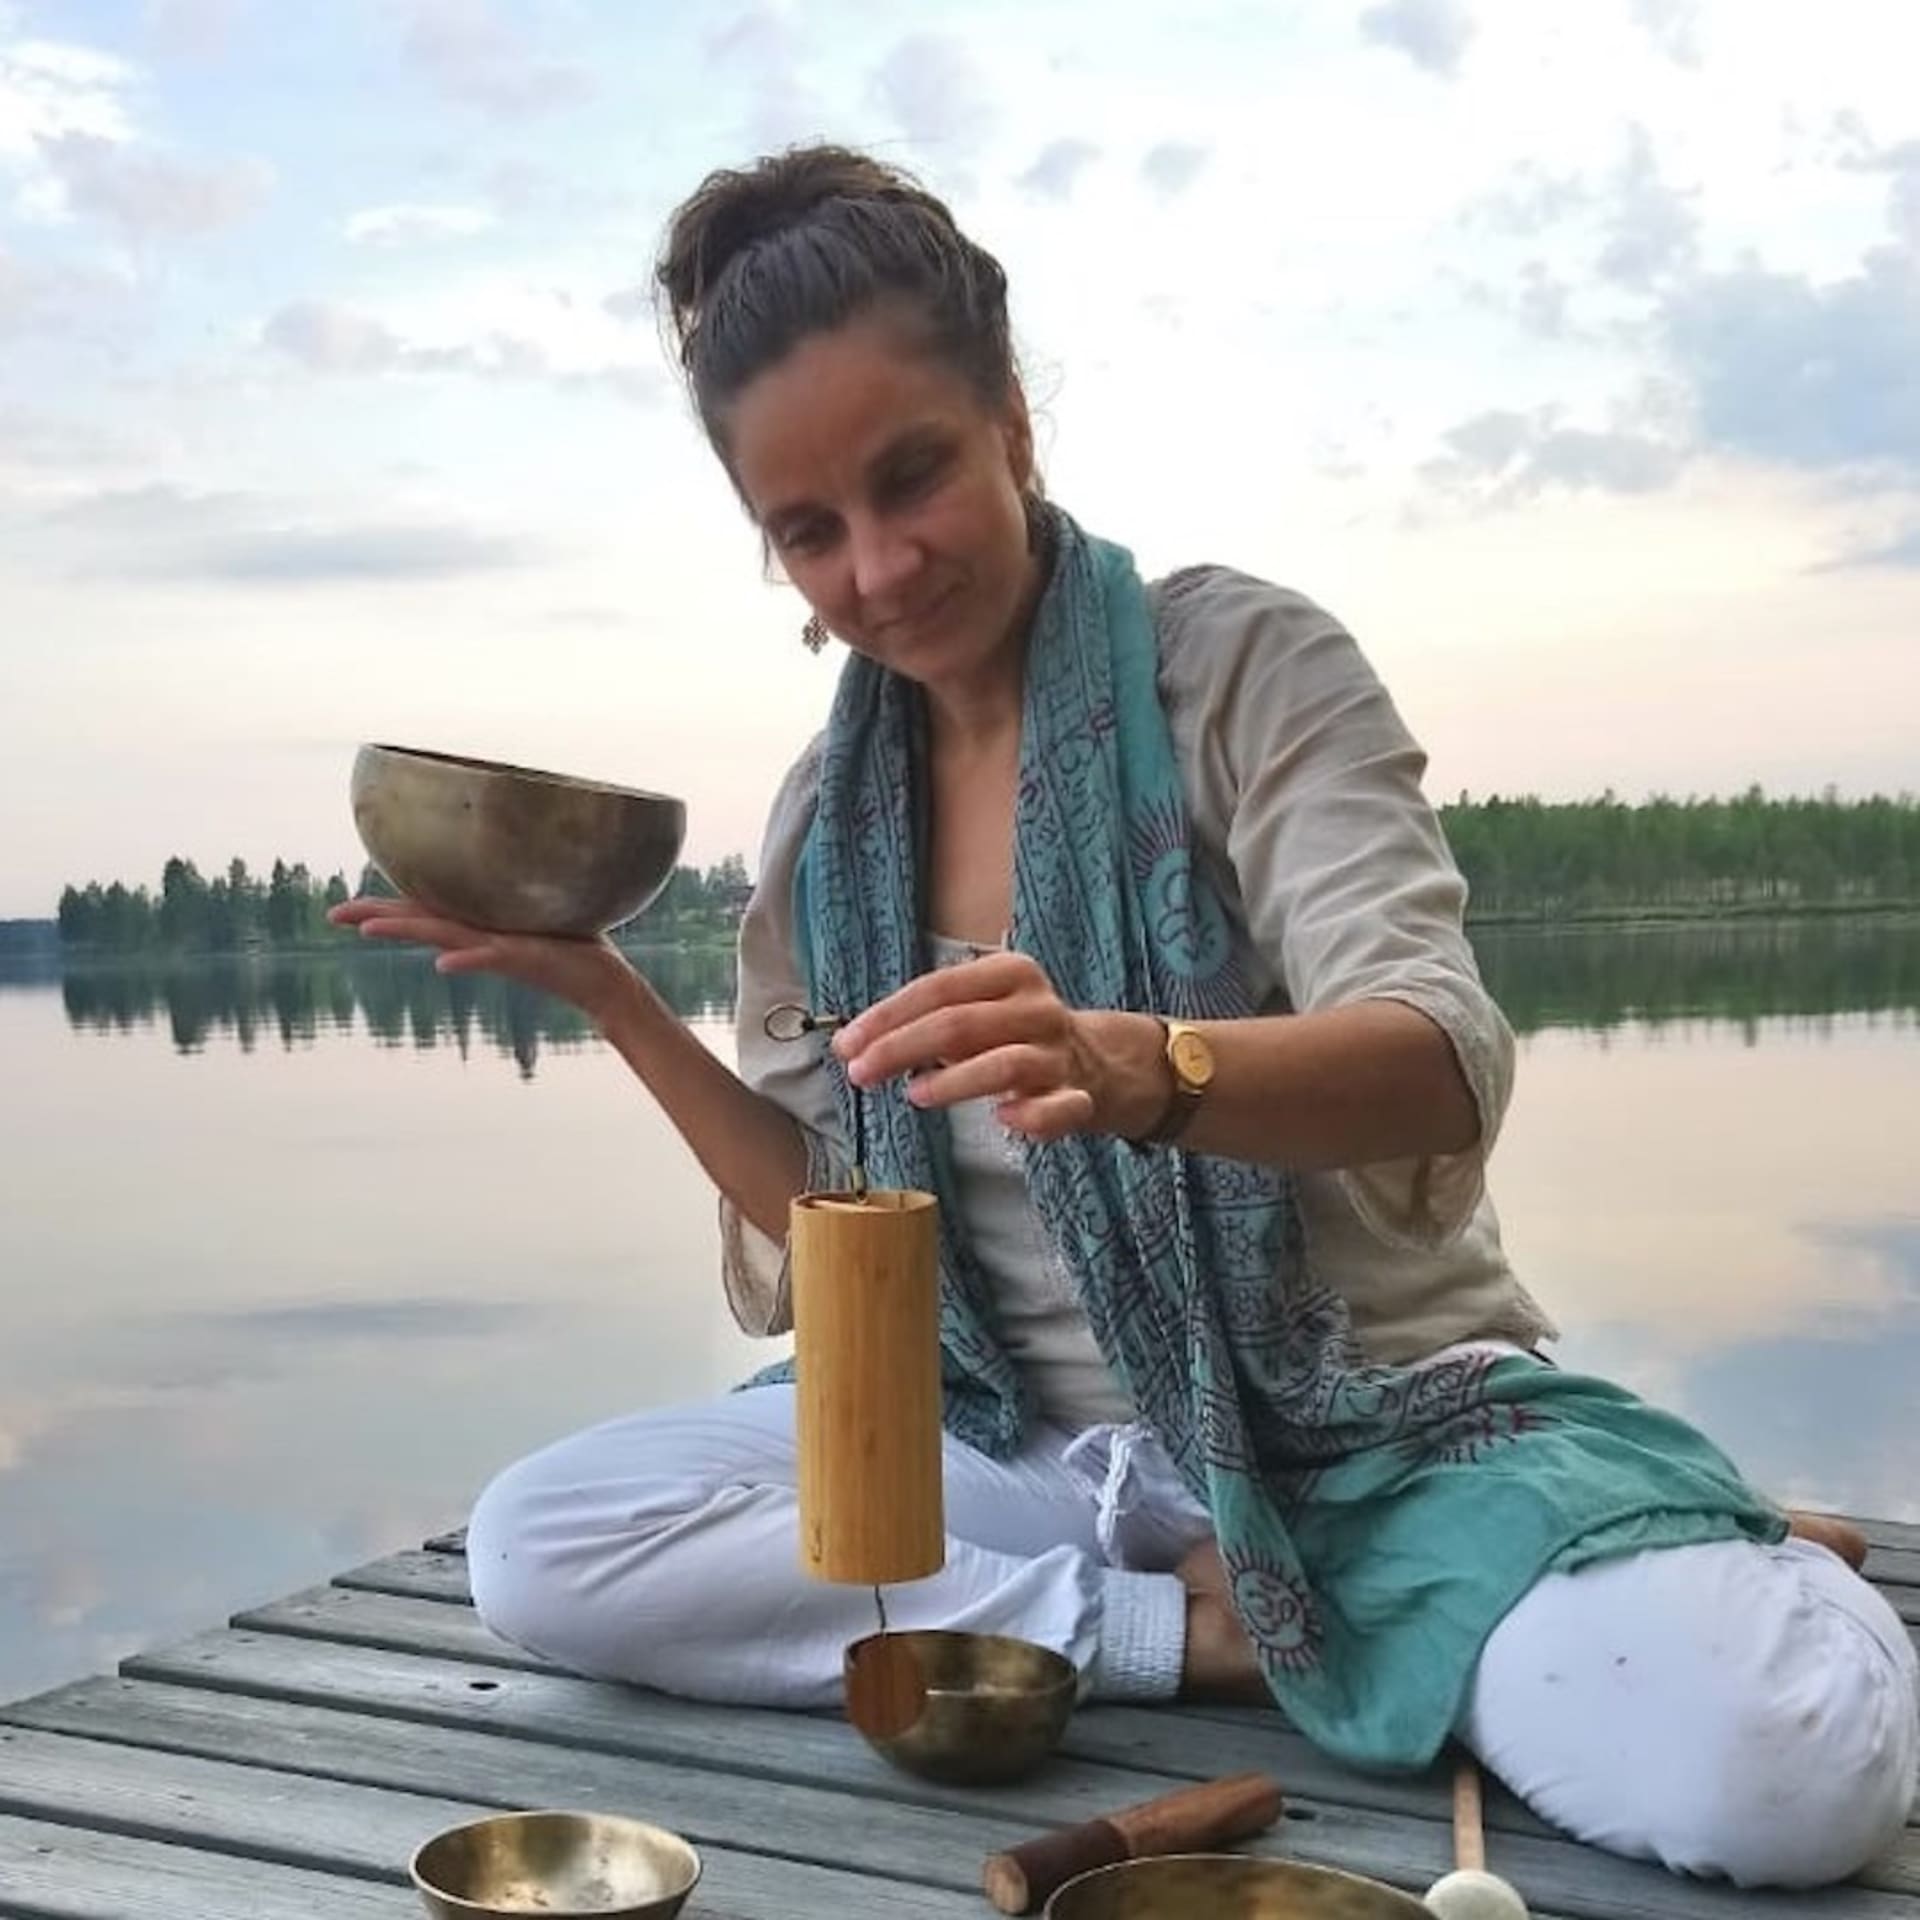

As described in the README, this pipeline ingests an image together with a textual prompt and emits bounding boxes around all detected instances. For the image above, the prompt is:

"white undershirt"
[927,933,1135,1429]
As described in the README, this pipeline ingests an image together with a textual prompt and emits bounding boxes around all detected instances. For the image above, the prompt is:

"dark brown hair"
[656,143,1019,457]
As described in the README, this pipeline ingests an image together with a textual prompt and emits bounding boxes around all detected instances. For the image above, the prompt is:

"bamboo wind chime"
[764,1006,948,1614]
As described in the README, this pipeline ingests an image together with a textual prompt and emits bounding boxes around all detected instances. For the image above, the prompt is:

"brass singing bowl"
[1044,1853,1435,1918]
[844,1628,1077,1785]
[409,1810,701,1919]
[351,743,686,937]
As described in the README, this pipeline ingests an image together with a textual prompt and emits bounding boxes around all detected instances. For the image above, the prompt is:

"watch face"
[1169,1027,1215,1088]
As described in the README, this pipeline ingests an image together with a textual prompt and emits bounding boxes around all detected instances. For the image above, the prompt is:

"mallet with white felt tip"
[1424,1750,1529,1918]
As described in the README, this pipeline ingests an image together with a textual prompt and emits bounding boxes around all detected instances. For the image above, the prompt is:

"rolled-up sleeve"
[718,736,851,1335]
[1160,568,1514,1251]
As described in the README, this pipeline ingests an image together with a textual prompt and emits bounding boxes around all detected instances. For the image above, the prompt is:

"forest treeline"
[45,793,1919,952]
[1438,790,1915,920]
[53,854,754,953]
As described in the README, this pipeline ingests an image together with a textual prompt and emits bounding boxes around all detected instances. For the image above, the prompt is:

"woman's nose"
[847,513,923,603]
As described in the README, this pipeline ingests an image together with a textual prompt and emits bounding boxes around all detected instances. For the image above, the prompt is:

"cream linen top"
[717,564,1558,1403]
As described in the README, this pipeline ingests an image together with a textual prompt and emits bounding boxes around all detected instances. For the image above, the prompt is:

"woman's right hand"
[328,895,640,1027]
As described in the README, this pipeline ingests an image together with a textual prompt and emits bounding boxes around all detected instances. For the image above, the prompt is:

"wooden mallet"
[1425,1750,1529,1919]
[981,1771,1285,1914]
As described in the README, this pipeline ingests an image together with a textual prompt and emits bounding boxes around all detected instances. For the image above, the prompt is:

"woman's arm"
[835,572,1507,1194]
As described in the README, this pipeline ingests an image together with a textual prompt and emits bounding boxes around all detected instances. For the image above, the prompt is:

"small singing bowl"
[351,742,686,937]
[844,1628,1078,1785]
[1044,1853,1434,1919]
[409,1810,701,1920]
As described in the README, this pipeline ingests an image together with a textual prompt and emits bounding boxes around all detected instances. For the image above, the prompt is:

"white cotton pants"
[466,1384,1918,1890]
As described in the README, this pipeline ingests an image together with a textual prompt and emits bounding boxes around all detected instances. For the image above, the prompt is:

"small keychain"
[762,1002,868,1200]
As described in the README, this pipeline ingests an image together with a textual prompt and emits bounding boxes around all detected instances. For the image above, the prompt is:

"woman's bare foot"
[1786,1510,1868,1571]
[1176,1540,1270,1704]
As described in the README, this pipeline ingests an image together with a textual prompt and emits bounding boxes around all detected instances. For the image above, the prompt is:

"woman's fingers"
[901,1043,1061,1111]
[834,951,1043,1059]
[995,1087,1096,1142]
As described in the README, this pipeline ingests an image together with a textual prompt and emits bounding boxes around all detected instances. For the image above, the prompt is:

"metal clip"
[762,1002,847,1043]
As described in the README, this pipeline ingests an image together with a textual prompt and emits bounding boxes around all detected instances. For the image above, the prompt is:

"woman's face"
[724,312,1039,693]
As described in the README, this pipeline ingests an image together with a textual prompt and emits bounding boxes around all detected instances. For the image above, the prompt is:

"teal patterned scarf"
[789,505,1782,1768]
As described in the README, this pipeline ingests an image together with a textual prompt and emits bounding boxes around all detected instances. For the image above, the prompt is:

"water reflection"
[2,918,1918,1707]
[48,944,738,1074]
[1472,914,1920,1034]
[24,915,1918,1075]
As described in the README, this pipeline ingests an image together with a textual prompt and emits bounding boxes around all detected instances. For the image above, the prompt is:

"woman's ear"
[1000,383,1036,494]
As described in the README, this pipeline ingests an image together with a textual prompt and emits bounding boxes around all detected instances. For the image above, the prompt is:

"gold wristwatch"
[1139,1017,1215,1144]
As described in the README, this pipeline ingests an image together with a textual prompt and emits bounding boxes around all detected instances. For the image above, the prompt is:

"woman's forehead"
[727,319,980,506]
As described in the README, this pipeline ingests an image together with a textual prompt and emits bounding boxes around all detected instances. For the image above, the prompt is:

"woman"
[334,144,1917,1888]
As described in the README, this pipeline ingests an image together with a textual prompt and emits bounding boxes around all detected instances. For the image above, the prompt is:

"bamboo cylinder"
[790,1188,946,1585]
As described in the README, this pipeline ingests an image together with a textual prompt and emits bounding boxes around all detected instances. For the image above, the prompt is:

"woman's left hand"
[831,952,1129,1142]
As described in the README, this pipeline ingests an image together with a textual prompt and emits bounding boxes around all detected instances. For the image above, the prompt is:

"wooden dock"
[0,1518,1914,1919]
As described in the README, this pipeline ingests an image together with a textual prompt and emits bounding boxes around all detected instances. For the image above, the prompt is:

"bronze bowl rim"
[1041,1850,1437,1918]
[356,741,684,812]
[406,1808,702,1917]
[842,1626,1078,1700]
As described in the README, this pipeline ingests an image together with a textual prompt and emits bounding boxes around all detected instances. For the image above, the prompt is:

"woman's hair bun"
[658,145,920,345]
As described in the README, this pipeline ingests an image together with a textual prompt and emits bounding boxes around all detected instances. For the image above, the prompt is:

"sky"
[1,0,1917,918]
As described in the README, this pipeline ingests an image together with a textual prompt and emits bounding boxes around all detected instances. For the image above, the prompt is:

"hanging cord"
[762,1003,869,1201]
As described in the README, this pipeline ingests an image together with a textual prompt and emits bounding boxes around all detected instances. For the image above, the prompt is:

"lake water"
[2,919,1917,1705]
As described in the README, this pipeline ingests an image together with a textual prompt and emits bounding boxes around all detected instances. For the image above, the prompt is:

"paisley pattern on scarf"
[783,505,1786,1767]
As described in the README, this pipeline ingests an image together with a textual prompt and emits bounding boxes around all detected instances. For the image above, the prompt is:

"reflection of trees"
[53,944,740,1073]
[46,918,1917,1060]
[1472,916,1920,1036]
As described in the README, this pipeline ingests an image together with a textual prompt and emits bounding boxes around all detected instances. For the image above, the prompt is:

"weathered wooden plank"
[229,1587,1530,1833]
[1845,1517,1920,1556]
[1865,1547,1920,1590]
[0,1681,1083,1897]
[0,1727,985,1918]
[0,1811,409,1920]
[332,1551,473,1606]
[237,1585,553,1670]
[422,1526,467,1555]
[227,1583,1920,1842]
[0,1724,481,1884]
[113,1629,1917,1916]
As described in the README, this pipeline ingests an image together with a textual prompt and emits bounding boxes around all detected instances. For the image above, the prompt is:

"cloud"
[1018,138,1099,202]
[704,3,827,150]
[1140,141,1209,198]
[870,33,994,157]
[143,0,245,61]
[263,299,401,372]
[0,240,128,338]
[1630,0,1701,67]
[261,296,663,405]
[344,201,495,247]
[0,404,144,473]
[1662,247,1920,479]
[0,35,136,179]
[1359,0,1475,78]
[1464,162,1593,240]
[1597,123,1698,291]
[1422,406,1686,505]
[44,482,533,585]
[601,285,650,323]
[1813,526,1920,573]
[396,0,593,118]
[35,128,271,243]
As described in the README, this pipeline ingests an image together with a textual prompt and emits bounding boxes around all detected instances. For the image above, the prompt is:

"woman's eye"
[886,453,947,500]
[777,518,835,556]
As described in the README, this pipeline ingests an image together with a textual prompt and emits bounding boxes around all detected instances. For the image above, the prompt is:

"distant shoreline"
[10,902,1917,966]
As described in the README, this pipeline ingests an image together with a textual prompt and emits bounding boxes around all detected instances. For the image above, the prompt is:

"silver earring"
[801,613,829,654]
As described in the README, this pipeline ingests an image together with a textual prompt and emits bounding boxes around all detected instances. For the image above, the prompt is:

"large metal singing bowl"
[844,1628,1077,1785]
[351,743,686,937]
[409,1810,701,1919]
[1044,1854,1436,1918]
